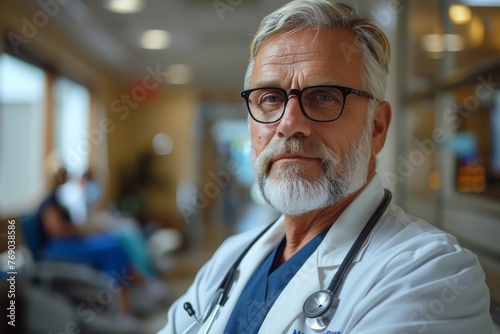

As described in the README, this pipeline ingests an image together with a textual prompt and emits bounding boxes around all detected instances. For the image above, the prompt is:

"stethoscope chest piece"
[303,290,340,331]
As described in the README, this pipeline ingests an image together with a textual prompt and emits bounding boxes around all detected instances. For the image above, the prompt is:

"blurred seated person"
[36,164,142,313]
[57,168,157,278]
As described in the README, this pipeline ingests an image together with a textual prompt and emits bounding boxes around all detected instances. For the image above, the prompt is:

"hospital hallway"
[1,0,500,332]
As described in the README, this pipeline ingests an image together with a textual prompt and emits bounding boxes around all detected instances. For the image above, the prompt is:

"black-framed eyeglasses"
[240,85,374,124]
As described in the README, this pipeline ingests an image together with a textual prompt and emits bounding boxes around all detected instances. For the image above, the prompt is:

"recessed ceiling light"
[104,0,144,14]
[449,4,472,24]
[166,64,191,85]
[140,30,171,50]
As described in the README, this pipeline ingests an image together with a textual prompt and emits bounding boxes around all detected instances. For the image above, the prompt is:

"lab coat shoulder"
[344,205,493,333]
[158,225,270,334]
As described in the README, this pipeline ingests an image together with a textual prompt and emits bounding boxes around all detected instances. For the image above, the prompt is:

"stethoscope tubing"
[182,221,277,333]
[327,189,391,294]
[302,189,392,325]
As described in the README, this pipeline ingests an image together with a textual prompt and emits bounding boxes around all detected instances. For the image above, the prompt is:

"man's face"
[249,27,378,215]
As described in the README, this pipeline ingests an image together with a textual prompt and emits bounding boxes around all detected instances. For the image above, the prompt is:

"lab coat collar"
[203,215,287,334]
[316,174,386,268]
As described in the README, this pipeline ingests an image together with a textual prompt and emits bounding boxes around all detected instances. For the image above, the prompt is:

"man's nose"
[276,96,312,138]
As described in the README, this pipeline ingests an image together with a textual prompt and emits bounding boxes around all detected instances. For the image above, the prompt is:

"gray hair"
[244,0,391,118]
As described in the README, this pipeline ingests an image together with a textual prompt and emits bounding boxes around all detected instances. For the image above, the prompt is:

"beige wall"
[0,1,199,227]
[106,87,198,230]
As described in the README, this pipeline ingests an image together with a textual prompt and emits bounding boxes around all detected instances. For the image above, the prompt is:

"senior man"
[159,0,492,333]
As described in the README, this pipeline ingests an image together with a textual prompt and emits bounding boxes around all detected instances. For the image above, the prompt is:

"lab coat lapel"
[317,175,385,268]
[259,175,386,333]
[202,217,286,334]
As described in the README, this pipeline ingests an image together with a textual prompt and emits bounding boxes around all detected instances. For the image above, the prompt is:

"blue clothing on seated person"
[36,192,133,279]
[42,232,132,278]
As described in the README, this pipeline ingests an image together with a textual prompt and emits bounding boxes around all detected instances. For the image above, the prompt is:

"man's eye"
[316,94,335,102]
[306,89,343,105]
[262,95,283,103]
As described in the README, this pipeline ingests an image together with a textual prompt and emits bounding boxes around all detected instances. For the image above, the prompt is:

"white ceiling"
[17,0,500,94]
[20,0,383,91]
[22,0,289,90]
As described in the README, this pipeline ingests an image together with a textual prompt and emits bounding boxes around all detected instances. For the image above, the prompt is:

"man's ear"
[370,101,392,155]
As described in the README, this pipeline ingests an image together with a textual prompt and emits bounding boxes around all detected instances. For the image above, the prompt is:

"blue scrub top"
[224,227,330,334]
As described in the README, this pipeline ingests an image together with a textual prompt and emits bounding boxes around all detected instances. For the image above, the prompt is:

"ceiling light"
[140,30,171,50]
[104,0,144,14]
[421,34,465,53]
[166,64,191,85]
[421,34,445,53]
[449,4,472,24]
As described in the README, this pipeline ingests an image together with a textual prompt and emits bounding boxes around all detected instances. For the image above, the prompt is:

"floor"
[140,220,226,334]
[143,251,214,333]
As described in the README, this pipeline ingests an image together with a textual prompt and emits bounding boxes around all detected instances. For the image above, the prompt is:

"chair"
[17,214,146,333]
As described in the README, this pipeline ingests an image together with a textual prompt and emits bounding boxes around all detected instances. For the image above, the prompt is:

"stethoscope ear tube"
[327,189,391,295]
[219,266,237,306]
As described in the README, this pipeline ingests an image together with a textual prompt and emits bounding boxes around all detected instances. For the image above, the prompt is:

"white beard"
[252,128,371,216]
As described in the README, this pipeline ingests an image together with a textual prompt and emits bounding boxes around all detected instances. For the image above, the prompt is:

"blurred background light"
[449,4,472,24]
[421,33,465,53]
[467,16,485,47]
[428,170,442,190]
[152,133,174,155]
[140,29,171,50]
[166,64,191,85]
[103,0,145,14]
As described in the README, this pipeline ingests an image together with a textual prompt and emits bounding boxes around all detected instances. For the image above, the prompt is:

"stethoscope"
[182,189,392,334]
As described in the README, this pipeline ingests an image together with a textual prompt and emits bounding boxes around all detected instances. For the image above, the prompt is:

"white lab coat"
[159,175,492,334]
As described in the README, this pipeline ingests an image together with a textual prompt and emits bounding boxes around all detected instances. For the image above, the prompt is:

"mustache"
[252,137,340,174]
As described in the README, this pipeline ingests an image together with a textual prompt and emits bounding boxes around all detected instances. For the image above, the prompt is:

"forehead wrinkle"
[254,58,347,89]
[251,28,364,89]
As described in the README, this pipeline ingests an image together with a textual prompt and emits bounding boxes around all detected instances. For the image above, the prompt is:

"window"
[0,54,91,216]
[53,77,90,177]
[0,54,46,214]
